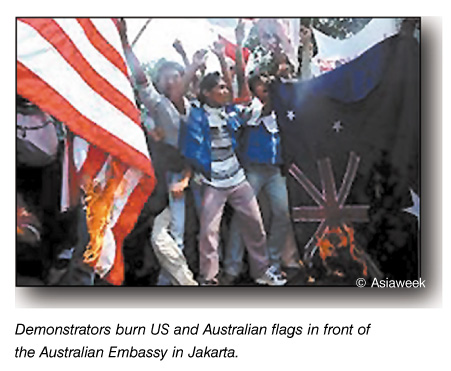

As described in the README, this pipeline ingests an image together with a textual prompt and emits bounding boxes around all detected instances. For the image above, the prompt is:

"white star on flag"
[287,110,295,121]
[332,120,343,133]
[403,189,420,226]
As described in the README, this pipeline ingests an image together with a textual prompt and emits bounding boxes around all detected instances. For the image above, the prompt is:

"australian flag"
[272,32,419,284]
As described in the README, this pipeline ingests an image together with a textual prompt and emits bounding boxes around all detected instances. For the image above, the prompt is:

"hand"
[170,178,189,199]
[172,39,186,57]
[192,49,208,69]
[117,18,128,40]
[148,127,165,142]
[235,18,245,45]
[211,41,225,58]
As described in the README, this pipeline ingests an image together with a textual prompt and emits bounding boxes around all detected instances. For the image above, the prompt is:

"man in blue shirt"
[223,72,301,283]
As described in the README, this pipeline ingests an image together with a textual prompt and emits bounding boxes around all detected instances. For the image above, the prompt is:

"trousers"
[199,180,269,281]
[151,206,198,286]
[224,164,301,276]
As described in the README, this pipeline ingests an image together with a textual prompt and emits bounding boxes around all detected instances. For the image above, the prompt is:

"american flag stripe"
[76,18,129,78]
[17,62,151,176]
[17,23,149,162]
[78,142,109,180]
[17,18,155,284]
[19,19,136,111]
[90,18,127,64]
[69,138,151,285]
[107,176,150,284]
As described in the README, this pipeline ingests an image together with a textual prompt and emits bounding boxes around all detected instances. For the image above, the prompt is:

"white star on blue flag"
[287,110,295,121]
[403,189,420,226]
[332,120,343,133]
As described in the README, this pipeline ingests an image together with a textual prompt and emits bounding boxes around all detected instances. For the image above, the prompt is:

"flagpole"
[131,18,152,48]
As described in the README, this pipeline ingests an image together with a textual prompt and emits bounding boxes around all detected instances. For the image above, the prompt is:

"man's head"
[198,72,230,108]
[155,61,185,98]
[272,53,294,79]
[248,72,271,104]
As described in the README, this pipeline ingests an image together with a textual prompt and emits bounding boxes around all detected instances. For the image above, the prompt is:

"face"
[157,68,183,98]
[253,74,271,104]
[261,32,279,52]
[203,78,230,107]
[276,61,293,79]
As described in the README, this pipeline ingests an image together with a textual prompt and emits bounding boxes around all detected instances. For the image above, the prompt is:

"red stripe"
[111,18,120,29]
[19,18,140,126]
[107,176,152,285]
[18,62,155,182]
[76,18,129,78]
[79,145,109,181]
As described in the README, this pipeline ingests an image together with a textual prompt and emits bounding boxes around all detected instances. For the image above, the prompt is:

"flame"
[17,208,29,235]
[82,161,127,266]
[344,225,368,277]
[316,224,368,277]
[17,206,35,235]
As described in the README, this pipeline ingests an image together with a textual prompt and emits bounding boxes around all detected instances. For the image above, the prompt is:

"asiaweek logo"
[370,278,426,288]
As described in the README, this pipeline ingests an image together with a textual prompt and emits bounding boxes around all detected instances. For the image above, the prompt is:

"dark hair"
[269,53,294,77]
[248,73,265,96]
[155,61,184,81]
[198,72,222,105]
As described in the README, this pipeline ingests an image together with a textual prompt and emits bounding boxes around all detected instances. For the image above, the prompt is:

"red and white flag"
[17,18,156,285]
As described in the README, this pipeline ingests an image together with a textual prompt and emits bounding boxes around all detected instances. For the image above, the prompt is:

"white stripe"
[90,18,124,59]
[205,170,246,189]
[53,19,135,104]
[110,168,141,227]
[93,156,111,190]
[73,136,90,171]
[95,226,116,277]
[212,155,241,172]
[17,21,149,160]
[89,18,134,80]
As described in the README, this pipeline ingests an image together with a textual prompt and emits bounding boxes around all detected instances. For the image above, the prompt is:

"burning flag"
[272,31,419,282]
[17,18,156,284]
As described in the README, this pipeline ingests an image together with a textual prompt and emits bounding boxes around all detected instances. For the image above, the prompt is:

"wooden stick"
[131,18,152,48]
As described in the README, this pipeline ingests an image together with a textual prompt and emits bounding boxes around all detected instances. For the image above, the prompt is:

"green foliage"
[311,18,373,39]
[245,18,374,49]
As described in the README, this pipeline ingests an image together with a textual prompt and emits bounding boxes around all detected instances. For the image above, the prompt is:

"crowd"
[16,18,337,286]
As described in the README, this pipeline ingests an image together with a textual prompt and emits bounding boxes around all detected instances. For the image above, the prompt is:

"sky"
[125,18,244,72]
[124,18,401,76]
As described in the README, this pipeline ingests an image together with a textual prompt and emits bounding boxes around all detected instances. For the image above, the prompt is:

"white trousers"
[150,207,198,286]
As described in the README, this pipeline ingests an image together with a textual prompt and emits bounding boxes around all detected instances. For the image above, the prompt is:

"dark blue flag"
[272,33,419,283]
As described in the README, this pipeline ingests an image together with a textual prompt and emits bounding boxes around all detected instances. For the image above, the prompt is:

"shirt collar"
[204,104,226,118]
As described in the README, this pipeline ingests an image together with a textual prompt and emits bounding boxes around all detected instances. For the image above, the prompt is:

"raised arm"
[173,39,190,68]
[299,24,313,81]
[117,18,149,86]
[173,40,205,101]
[210,41,233,101]
[234,19,252,101]
[117,18,162,113]
[180,49,208,98]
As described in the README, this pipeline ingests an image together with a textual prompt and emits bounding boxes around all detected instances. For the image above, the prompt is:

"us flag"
[17,18,156,285]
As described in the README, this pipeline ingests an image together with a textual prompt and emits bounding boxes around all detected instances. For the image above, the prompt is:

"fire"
[82,161,127,266]
[16,207,30,235]
[316,224,368,277]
